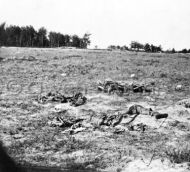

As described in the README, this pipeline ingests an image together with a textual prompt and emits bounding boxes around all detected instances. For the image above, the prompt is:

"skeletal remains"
[97,79,153,95]
[49,104,168,134]
[36,82,168,134]
[98,105,153,127]
[37,92,87,107]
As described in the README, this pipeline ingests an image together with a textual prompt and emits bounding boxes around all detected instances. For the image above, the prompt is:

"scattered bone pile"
[49,115,87,135]
[97,113,124,127]
[97,79,153,94]
[177,98,190,108]
[37,92,87,107]
[97,79,126,94]
[35,80,171,135]
[48,104,169,135]
[127,123,147,132]
[49,115,84,128]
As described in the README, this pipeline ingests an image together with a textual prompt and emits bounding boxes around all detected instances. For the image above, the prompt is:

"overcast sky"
[0,0,190,50]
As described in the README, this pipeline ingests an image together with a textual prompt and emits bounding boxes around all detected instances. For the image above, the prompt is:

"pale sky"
[0,0,190,50]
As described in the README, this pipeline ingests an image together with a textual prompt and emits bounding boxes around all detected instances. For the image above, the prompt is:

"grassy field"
[0,47,190,171]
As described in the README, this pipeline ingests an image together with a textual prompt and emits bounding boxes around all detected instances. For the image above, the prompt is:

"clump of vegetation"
[165,144,190,163]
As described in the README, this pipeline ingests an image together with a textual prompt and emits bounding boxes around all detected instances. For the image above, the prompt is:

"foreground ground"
[0,47,190,172]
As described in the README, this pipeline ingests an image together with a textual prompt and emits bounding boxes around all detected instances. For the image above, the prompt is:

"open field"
[0,47,190,172]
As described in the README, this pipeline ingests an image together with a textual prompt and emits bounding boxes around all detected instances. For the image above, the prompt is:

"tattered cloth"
[49,115,84,128]
[48,115,87,134]
[37,92,87,106]
[97,79,152,94]
[97,80,127,94]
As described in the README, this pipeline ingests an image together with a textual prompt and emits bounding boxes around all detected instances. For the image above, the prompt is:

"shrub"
[165,144,190,163]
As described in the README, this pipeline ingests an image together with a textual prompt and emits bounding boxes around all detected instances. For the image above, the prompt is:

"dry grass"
[165,143,190,164]
[0,47,190,171]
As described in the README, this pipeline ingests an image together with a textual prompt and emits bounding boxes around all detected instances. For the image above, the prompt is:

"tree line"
[108,41,162,52]
[165,48,190,54]
[108,41,190,53]
[0,22,91,48]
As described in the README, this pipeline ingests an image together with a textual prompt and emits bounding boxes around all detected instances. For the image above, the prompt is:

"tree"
[144,43,151,52]
[27,26,36,47]
[181,49,188,53]
[64,34,71,46]
[80,33,91,48]
[14,26,21,46]
[130,41,144,50]
[171,48,176,53]
[0,22,6,46]
[58,33,66,47]
[20,27,28,47]
[158,45,162,52]
[48,32,57,47]
[108,45,116,50]
[19,26,31,47]
[6,25,15,46]
[37,27,48,47]
[71,35,81,47]
[117,45,121,49]
[121,45,128,50]
[150,44,155,52]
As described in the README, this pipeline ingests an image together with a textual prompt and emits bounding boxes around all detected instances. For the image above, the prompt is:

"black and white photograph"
[0,0,190,171]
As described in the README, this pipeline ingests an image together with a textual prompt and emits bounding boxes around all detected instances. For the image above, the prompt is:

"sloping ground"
[0,47,190,171]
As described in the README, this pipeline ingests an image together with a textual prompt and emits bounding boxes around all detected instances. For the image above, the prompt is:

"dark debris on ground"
[97,79,153,95]
[36,92,87,107]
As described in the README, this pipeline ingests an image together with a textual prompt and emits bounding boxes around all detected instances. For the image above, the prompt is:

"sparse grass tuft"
[55,136,93,153]
[165,143,190,163]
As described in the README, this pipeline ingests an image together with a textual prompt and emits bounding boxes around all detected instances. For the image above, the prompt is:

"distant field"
[0,47,190,172]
